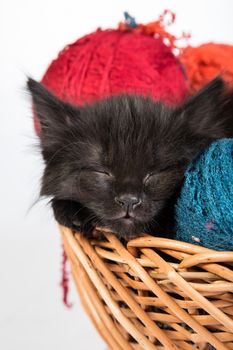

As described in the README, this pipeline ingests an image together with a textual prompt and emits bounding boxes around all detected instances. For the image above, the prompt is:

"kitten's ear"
[27,78,79,134]
[180,76,233,139]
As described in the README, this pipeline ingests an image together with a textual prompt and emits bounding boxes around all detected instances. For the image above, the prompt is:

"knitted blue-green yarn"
[175,139,233,251]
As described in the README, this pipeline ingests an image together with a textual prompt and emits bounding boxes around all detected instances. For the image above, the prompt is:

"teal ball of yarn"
[175,139,233,251]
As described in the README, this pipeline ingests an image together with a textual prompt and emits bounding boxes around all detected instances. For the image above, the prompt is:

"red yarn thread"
[118,10,190,51]
[60,247,72,308]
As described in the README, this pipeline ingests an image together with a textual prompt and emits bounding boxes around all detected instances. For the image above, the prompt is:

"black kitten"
[28,77,233,238]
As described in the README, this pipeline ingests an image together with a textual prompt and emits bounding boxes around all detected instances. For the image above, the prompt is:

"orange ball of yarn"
[180,43,233,92]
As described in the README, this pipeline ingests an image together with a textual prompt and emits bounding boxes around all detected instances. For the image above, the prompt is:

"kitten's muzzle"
[114,194,142,214]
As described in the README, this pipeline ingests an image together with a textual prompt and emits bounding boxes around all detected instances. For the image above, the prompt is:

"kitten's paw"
[52,199,96,237]
[72,217,96,237]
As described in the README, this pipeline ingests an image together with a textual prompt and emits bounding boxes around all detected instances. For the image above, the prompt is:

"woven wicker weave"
[60,225,233,350]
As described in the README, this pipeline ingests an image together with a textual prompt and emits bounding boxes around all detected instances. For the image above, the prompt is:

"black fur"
[28,77,233,238]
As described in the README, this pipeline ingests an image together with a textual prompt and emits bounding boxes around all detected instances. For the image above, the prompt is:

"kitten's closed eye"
[81,167,113,177]
[143,162,186,185]
[92,170,112,177]
[143,165,185,202]
[143,172,168,188]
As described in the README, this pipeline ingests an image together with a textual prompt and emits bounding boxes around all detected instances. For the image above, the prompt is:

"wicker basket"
[60,225,233,350]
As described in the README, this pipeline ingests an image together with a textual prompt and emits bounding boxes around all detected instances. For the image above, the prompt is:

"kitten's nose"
[115,194,141,211]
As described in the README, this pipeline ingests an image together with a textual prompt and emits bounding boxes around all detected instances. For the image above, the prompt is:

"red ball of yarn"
[34,28,188,134]
[180,43,233,93]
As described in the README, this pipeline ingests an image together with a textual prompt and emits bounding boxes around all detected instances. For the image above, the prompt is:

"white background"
[1,1,233,349]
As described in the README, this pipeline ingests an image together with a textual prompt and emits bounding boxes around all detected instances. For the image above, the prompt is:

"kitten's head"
[28,77,233,238]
